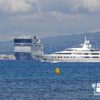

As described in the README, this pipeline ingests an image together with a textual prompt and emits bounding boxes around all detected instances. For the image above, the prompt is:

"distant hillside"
[0,32,100,54]
[42,32,100,53]
[0,41,13,54]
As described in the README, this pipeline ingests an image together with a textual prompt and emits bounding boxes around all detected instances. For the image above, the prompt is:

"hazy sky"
[0,0,100,41]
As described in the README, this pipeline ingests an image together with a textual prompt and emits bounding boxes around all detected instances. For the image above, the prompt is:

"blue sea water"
[0,61,100,100]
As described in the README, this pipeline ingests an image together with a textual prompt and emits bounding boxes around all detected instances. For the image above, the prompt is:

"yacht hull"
[38,55,100,63]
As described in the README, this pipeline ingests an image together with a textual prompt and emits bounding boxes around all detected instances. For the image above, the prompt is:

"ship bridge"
[69,36,93,51]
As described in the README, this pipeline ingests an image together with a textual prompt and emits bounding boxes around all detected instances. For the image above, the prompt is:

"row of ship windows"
[51,56,99,58]
[14,43,32,46]
[57,53,100,55]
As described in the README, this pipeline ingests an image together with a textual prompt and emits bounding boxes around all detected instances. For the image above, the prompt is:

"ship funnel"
[85,36,87,42]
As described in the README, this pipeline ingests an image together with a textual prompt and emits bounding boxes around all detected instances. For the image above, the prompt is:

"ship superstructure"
[35,37,100,63]
[14,35,43,60]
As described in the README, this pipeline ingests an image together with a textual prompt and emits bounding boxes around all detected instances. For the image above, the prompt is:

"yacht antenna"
[85,36,87,42]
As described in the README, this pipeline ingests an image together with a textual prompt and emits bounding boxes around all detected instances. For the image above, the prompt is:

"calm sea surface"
[0,60,100,100]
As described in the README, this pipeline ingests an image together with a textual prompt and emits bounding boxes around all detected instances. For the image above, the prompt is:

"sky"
[0,0,100,41]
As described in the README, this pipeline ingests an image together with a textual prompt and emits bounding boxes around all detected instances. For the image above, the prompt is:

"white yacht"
[35,37,100,63]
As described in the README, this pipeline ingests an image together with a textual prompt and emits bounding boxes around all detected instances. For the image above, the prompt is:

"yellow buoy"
[55,68,61,75]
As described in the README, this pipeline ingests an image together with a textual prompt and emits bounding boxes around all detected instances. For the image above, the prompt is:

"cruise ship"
[14,35,43,60]
[35,37,100,63]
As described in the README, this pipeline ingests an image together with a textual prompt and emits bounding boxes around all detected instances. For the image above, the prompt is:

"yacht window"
[85,53,88,55]
[90,50,94,51]
[92,53,99,55]
[85,56,89,58]
[93,56,99,58]
[57,53,71,54]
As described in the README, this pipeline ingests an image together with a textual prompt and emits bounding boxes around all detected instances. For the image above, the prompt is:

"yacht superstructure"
[35,37,100,63]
